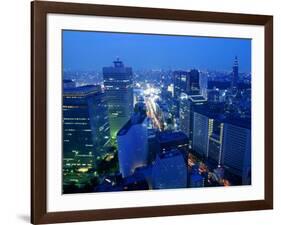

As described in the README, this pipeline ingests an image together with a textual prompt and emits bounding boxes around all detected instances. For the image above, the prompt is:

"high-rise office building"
[232,56,239,89]
[222,120,251,185]
[192,108,224,161]
[179,93,190,135]
[187,69,200,94]
[192,111,211,157]
[151,149,188,189]
[63,84,110,165]
[179,94,207,146]
[103,59,134,138]
[208,121,224,165]
[173,69,201,97]
[199,72,209,99]
[117,110,149,178]
[173,70,189,98]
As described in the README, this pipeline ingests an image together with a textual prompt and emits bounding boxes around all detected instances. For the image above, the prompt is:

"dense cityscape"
[62,55,252,194]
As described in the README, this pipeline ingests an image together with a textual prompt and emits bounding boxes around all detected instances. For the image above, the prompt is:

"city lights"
[62,30,251,194]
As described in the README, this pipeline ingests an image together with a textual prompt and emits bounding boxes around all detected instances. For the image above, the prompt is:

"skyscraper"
[208,121,224,165]
[63,84,110,164]
[103,59,134,138]
[187,69,200,94]
[173,69,201,97]
[232,56,239,89]
[173,70,188,98]
[192,108,224,161]
[117,109,149,178]
[222,120,251,185]
[179,94,207,146]
[179,93,190,135]
[199,72,209,99]
[192,111,210,157]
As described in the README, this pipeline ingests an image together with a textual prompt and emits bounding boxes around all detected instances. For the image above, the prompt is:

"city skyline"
[63,30,251,73]
[62,31,252,194]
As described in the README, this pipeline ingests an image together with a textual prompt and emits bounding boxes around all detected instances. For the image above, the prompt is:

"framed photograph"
[31,1,273,224]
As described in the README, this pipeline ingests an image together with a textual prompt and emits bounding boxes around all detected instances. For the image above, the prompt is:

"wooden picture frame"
[31,1,273,224]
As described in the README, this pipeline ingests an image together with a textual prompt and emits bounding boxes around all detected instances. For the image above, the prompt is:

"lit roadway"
[145,95,163,131]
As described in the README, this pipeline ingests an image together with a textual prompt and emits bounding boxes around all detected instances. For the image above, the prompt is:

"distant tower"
[232,56,239,88]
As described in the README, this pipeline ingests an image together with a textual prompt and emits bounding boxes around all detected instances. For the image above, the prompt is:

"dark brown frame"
[31,1,273,224]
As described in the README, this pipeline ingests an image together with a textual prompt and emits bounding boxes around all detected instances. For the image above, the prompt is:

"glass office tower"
[63,84,110,165]
[222,120,251,185]
[103,59,134,138]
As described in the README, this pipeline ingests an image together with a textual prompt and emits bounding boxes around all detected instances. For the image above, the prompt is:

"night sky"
[63,30,251,72]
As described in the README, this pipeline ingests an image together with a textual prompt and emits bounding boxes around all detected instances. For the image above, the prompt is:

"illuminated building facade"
[192,109,224,162]
[179,94,207,145]
[173,70,188,98]
[103,59,134,138]
[199,72,209,99]
[208,121,224,165]
[63,84,110,165]
[222,120,251,184]
[192,112,210,157]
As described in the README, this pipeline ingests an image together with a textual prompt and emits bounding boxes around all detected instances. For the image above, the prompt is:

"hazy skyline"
[63,30,251,73]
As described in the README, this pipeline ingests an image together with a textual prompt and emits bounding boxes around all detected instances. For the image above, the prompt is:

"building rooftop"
[207,81,231,90]
[173,70,188,76]
[103,59,132,74]
[117,113,147,136]
[193,101,228,116]
[158,148,184,159]
[193,105,251,129]
[157,131,188,144]
[63,85,101,97]
[189,95,207,102]
[113,58,124,68]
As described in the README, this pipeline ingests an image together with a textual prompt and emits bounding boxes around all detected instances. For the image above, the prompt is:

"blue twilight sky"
[63,30,251,73]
